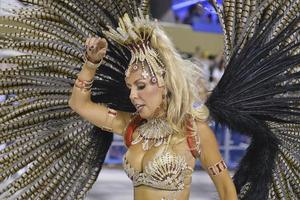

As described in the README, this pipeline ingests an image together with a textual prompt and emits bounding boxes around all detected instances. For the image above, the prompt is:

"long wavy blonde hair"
[151,25,207,131]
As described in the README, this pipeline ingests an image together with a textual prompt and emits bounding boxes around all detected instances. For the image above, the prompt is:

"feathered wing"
[207,0,300,199]
[0,0,142,199]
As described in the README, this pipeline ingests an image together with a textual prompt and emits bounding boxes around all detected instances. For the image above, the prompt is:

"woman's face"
[126,67,165,120]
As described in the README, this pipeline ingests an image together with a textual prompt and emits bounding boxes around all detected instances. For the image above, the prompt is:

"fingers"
[94,38,107,53]
[85,37,107,63]
[85,38,96,51]
[85,38,107,49]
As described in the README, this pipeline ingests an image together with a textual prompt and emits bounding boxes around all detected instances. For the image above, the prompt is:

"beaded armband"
[75,78,93,92]
[99,106,118,132]
[208,160,227,176]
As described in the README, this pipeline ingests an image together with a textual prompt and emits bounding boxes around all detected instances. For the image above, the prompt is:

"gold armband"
[99,106,118,132]
[208,160,227,176]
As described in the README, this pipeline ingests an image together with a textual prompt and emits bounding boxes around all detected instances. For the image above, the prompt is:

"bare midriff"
[134,184,191,200]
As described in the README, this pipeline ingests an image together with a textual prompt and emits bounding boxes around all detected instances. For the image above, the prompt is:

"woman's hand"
[85,37,108,64]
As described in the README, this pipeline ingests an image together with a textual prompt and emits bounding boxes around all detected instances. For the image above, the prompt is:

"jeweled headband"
[104,10,165,87]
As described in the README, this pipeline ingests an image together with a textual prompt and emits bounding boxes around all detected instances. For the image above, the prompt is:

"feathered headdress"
[105,9,165,87]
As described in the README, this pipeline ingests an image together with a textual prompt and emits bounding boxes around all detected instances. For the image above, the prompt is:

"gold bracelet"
[84,53,103,69]
[75,78,94,91]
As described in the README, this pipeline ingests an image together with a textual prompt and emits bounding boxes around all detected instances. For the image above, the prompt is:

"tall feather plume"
[210,0,300,63]
[0,0,143,198]
[207,0,300,199]
[140,0,150,16]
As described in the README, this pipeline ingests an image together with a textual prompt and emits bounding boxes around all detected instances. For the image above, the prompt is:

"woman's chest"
[123,133,195,191]
[124,142,164,172]
[124,131,195,172]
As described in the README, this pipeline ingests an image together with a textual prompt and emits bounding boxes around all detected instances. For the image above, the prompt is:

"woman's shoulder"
[190,102,209,122]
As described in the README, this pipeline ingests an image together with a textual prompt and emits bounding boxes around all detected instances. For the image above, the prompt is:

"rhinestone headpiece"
[104,10,165,87]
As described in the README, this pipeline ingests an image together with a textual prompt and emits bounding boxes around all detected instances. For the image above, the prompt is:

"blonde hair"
[151,26,207,131]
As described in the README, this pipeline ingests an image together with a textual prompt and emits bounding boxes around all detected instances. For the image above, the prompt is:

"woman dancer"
[0,0,299,199]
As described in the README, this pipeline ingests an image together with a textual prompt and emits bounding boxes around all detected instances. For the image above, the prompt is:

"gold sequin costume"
[0,0,299,199]
[123,151,193,191]
[121,105,211,198]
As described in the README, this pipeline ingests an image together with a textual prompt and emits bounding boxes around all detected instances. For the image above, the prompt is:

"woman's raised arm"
[68,37,131,135]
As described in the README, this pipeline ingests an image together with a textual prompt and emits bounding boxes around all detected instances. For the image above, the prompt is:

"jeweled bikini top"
[123,117,200,191]
[123,150,193,191]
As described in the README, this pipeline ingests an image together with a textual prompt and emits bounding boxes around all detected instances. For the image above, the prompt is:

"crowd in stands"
[181,3,216,25]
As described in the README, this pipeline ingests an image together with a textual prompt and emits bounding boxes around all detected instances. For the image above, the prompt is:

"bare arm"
[68,37,131,135]
[196,122,238,200]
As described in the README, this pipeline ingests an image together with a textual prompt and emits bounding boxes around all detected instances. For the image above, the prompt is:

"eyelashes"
[126,81,146,91]
[137,84,145,90]
[127,84,145,91]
